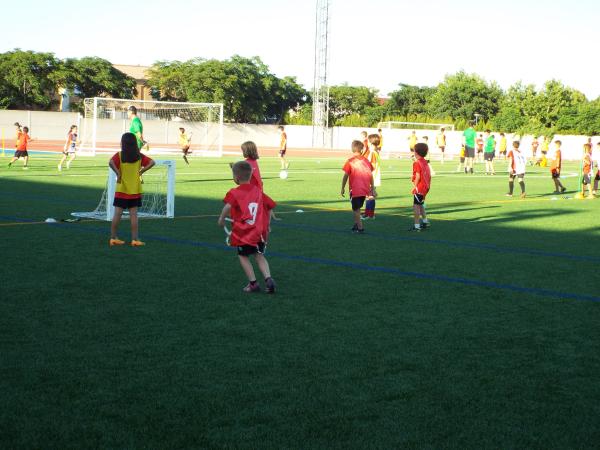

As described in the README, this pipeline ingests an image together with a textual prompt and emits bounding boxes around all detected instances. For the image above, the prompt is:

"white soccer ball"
[279,170,288,179]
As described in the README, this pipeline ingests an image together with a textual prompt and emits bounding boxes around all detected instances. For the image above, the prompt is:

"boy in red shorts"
[341,140,374,234]
[218,160,277,294]
[409,143,431,232]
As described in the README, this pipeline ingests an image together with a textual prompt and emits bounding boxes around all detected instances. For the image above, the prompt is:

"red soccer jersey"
[342,155,373,197]
[246,158,263,190]
[16,132,29,150]
[412,157,431,195]
[224,184,276,246]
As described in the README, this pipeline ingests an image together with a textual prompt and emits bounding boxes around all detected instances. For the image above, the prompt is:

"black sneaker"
[351,224,358,231]
[469,168,474,174]
[265,277,276,294]
[242,282,261,293]
[561,187,567,193]
[408,226,421,232]
[356,228,365,234]
[421,222,430,229]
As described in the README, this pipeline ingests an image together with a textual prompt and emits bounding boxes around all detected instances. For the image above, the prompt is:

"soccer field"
[1,153,599,448]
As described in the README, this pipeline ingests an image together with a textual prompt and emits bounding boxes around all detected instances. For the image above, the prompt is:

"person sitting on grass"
[341,140,374,234]
[506,140,527,198]
[108,133,155,247]
[409,143,431,232]
[218,160,277,294]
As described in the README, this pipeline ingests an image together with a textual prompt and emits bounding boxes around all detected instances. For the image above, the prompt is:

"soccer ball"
[279,170,288,179]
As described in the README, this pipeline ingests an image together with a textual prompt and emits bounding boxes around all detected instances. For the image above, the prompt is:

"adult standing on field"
[128,106,146,150]
[462,121,477,174]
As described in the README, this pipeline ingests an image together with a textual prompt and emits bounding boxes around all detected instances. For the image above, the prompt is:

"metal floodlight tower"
[312,0,330,148]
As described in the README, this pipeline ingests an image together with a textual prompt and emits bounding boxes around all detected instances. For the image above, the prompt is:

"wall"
[0,110,595,160]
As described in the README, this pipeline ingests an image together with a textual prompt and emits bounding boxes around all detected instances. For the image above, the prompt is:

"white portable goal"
[72,160,175,221]
[79,98,224,157]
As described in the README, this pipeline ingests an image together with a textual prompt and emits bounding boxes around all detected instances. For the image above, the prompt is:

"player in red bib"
[219,161,277,294]
[241,141,263,190]
[8,125,34,169]
[409,143,431,231]
[341,140,374,234]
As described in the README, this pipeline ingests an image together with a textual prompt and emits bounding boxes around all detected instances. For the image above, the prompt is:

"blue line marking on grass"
[8,215,599,304]
[271,222,600,263]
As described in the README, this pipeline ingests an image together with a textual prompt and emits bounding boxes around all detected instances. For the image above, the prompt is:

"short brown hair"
[513,140,520,149]
[241,141,259,160]
[351,140,364,153]
[368,134,380,147]
[555,140,562,145]
[414,142,428,157]
[231,160,252,182]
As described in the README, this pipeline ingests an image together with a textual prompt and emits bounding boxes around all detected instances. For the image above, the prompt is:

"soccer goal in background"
[71,160,175,221]
[377,121,455,159]
[79,98,224,157]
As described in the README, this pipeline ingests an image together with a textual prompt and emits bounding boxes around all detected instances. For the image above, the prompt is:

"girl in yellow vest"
[108,133,155,246]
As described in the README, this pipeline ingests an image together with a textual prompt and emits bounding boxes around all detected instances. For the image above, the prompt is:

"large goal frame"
[79,97,224,157]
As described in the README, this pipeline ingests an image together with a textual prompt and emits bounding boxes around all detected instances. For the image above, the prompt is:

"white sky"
[3,0,600,99]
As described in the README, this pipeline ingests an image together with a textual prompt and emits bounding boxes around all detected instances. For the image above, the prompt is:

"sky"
[3,0,600,99]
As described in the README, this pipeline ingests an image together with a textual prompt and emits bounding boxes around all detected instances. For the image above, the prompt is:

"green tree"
[0,49,62,109]
[328,84,378,124]
[63,57,136,99]
[148,56,307,123]
[427,71,503,121]
[388,84,435,116]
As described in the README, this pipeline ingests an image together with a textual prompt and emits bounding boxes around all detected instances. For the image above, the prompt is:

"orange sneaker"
[109,238,125,246]
[130,240,146,247]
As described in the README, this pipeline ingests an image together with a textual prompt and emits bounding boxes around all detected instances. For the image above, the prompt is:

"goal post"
[79,98,224,157]
[71,160,176,221]
[377,121,455,159]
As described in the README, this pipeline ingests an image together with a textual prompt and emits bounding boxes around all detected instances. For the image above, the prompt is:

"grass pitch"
[1,153,599,448]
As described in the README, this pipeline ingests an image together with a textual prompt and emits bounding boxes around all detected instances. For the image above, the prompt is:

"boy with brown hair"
[218,161,277,293]
[341,140,374,234]
[410,143,431,231]
[549,140,567,193]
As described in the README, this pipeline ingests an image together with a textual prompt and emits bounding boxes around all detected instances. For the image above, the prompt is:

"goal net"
[71,160,175,221]
[377,121,455,159]
[79,98,224,157]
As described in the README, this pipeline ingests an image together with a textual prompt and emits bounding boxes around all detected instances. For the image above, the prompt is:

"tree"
[0,49,62,109]
[62,57,136,99]
[427,71,503,121]
[388,84,435,116]
[148,56,308,123]
[328,84,379,123]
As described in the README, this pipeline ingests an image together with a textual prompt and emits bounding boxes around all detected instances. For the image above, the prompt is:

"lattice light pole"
[312,0,330,148]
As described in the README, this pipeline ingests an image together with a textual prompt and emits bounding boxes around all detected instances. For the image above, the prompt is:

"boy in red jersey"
[8,126,33,169]
[218,161,277,294]
[341,140,374,234]
[409,143,431,232]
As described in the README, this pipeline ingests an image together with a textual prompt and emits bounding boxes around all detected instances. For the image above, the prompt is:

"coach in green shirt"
[128,105,145,150]
[462,122,477,174]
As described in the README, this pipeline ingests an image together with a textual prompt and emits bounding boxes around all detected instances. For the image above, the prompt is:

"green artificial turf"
[1,153,599,449]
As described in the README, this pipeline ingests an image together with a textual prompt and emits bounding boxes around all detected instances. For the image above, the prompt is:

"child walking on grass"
[409,143,431,232]
[109,133,155,247]
[341,140,374,234]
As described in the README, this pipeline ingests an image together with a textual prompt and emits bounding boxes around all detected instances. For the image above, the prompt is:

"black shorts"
[551,169,561,179]
[582,174,591,185]
[237,242,266,256]
[596,172,600,181]
[413,193,426,205]
[14,150,28,158]
[351,196,366,211]
[509,173,525,180]
[439,146,445,152]
[113,197,142,209]
[477,148,483,154]
[465,146,475,158]
[460,157,465,163]
[181,145,190,153]
[484,152,495,161]
[279,149,287,157]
